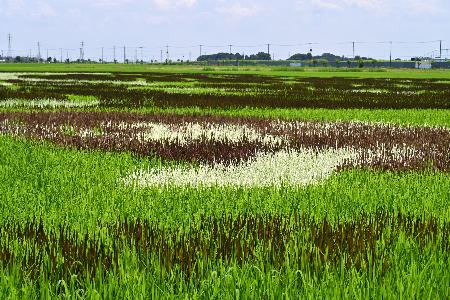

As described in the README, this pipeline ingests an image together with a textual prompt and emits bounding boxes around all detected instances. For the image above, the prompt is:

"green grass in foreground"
[1,63,449,79]
[1,135,449,227]
[0,136,449,299]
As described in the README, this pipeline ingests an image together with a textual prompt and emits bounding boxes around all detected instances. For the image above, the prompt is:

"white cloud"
[216,2,260,17]
[0,0,56,17]
[0,0,25,15]
[34,1,56,17]
[91,0,134,7]
[296,0,446,15]
[153,0,198,9]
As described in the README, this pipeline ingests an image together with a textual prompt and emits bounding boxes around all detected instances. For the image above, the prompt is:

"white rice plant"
[124,148,358,189]
[110,121,287,146]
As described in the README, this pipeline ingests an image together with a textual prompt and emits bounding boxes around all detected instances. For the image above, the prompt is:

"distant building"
[415,60,432,69]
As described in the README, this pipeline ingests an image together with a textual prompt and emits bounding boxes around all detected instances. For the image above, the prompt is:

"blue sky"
[1,0,449,61]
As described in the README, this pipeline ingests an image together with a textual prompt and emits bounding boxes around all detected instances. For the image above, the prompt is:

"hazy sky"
[1,0,449,61]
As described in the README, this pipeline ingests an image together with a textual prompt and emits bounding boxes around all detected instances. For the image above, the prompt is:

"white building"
[415,60,432,69]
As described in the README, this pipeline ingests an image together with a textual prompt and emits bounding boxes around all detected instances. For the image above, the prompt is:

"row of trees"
[197,52,271,61]
[196,52,376,62]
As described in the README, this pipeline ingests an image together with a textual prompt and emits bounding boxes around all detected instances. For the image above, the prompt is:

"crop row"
[0,212,448,282]
[0,112,448,172]
[0,72,449,109]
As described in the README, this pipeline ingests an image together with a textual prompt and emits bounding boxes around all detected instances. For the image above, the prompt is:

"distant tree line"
[288,53,375,61]
[197,52,271,61]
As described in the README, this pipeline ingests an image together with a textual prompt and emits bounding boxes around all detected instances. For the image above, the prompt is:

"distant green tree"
[358,59,364,68]
[245,52,271,60]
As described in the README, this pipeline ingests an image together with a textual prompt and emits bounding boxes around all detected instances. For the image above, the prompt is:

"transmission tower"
[80,41,85,61]
[7,34,12,58]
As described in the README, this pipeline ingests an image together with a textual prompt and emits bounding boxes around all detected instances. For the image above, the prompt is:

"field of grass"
[0,65,449,298]
[1,62,450,79]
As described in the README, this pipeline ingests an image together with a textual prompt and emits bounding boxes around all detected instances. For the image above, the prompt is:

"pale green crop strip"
[0,98,100,108]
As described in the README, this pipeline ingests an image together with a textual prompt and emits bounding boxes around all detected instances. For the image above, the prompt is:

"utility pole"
[101,47,104,64]
[229,44,232,58]
[439,40,442,59]
[113,46,116,63]
[46,49,49,62]
[199,44,203,57]
[389,41,392,67]
[139,47,143,63]
[267,43,270,56]
[7,33,12,58]
[160,49,163,63]
[352,41,355,59]
[134,48,138,63]
[37,42,41,61]
[80,41,84,61]
[60,48,63,63]
[166,45,169,62]
[123,46,126,63]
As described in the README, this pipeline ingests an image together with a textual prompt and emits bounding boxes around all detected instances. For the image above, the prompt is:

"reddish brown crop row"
[0,112,448,171]
[0,212,448,281]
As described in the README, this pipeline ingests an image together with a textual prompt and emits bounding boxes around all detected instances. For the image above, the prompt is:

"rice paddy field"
[0,64,449,299]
